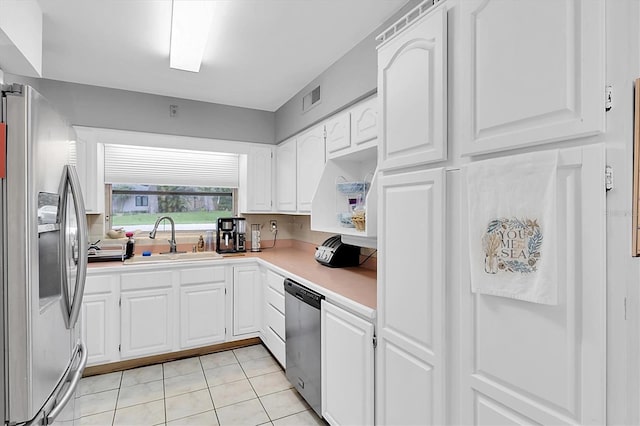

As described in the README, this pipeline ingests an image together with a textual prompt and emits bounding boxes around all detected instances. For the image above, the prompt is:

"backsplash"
[240,214,333,246]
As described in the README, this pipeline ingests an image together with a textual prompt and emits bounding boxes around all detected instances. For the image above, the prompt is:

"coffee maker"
[216,217,246,253]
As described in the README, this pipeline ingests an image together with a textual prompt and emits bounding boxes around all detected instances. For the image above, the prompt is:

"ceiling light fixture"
[169,0,216,73]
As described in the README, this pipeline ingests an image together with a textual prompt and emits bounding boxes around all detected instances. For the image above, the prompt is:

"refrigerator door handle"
[65,165,88,329]
[44,340,88,425]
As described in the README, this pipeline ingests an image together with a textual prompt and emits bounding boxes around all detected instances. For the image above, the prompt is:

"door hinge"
[119,298,121,307]
[624,297,627,320]
[605,85,613,111]
[373,335,377,349]
[605,166,613,192]
[118,344,121,352]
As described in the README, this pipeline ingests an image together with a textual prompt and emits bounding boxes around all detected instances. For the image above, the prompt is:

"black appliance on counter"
[314,235,360,267]
[216,217,246,253]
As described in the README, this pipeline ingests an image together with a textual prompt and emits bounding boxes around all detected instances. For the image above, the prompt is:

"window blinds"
[104,144,239,188]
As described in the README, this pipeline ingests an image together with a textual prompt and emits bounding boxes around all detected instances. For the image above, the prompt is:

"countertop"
[88,240,377,317]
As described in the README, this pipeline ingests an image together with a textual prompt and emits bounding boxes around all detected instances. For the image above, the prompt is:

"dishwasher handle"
[284,278,323,309]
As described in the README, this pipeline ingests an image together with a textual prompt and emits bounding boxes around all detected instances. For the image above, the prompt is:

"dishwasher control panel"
[284,278,323,309]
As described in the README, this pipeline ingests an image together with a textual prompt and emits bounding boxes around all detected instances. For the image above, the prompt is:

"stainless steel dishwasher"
[284,278,324,418]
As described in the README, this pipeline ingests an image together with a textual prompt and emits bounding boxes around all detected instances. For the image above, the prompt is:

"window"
[135,195,148,207]
[103,144,240,232]
[109,185,234,231]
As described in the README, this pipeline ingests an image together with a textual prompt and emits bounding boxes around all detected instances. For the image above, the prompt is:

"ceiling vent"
[302,85,321,112]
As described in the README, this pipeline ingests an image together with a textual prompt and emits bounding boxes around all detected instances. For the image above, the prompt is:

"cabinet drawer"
[264,325,285,368]
[180,266,225,285]
[265,303,285,341]
[121,270,172,291]
[266,269,284,295]
[265,286,284,314]
[85,274,114,294]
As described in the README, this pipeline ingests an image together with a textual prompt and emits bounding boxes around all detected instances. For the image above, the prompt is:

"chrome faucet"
[149,216,184,254]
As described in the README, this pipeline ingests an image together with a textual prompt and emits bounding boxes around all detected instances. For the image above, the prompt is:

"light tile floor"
[77,344,325,426]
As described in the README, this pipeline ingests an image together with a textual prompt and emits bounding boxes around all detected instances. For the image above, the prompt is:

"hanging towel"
[465,150,558,305]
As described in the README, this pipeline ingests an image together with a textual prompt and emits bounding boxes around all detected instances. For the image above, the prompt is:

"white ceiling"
[37,0,408,112]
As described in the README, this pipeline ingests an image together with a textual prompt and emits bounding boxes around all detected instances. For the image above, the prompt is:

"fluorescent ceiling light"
[169,0,216,72]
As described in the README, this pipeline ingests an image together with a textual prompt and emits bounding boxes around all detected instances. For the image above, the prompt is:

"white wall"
[603,2,640,424]
[0,0,42,76]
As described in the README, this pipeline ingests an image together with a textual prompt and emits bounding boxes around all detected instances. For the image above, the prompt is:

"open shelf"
[311,146,377,240]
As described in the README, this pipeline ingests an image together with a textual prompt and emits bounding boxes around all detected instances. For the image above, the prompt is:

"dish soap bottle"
[125,232,135,259]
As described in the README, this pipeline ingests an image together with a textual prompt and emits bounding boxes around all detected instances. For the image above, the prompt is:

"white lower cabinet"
[233,265,262,336]
[82,274,119,366]
[321,300,374,426]
[179,266,226,349]
[120,286,174,359]
[262,268,286,367]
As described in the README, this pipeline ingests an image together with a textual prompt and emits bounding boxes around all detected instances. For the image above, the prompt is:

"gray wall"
[4,74,276,144]
[274,0,420,143]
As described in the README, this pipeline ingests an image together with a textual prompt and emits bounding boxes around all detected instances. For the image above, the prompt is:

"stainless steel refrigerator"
[1,84,88,425]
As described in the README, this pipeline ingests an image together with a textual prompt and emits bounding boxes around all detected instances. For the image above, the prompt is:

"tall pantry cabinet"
[376,4,447,426]
[376,0,607,425]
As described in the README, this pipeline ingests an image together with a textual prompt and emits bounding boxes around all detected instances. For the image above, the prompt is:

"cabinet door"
[120,288,174,359]
[459,146,606,425]
[233,265,262,336]
[276,138,297,212]
[81,275,119,366]
[459,0,604,155]
[378,7,447,170]
[180,283,226,349]
[321,301,374,426]
[325,111,351,158]
[350,97,378,148]
[377,168,445,425]
[74,137,105,213]
[296,124,325,212]
[246,146,273,212]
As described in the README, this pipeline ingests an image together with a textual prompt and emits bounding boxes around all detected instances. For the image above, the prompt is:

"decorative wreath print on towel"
[482,217,543,274]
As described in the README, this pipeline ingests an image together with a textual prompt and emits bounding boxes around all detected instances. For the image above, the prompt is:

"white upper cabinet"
[326,96,379,160]
[377,7,447,171]
[73,133,105,214]
[325,111,351,158]
[459,0,605,155]
[296,124,326,212]
[275,137,297,212]
[349,97,378,149]
[240,145,273,213]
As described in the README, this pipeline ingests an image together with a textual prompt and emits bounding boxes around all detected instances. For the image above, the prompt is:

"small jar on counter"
[125,232,135,259]
[197,235,205,252]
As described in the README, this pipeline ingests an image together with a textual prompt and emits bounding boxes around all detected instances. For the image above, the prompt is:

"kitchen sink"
[123,251,223,264]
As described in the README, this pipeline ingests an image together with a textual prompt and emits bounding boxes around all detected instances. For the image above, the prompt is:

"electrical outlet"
[270,220,277,232]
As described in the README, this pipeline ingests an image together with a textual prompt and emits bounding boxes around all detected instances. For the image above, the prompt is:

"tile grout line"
[199,354,223,426]
[238,348,284,424]
[111,371,123,426]
[162,363,167,426]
